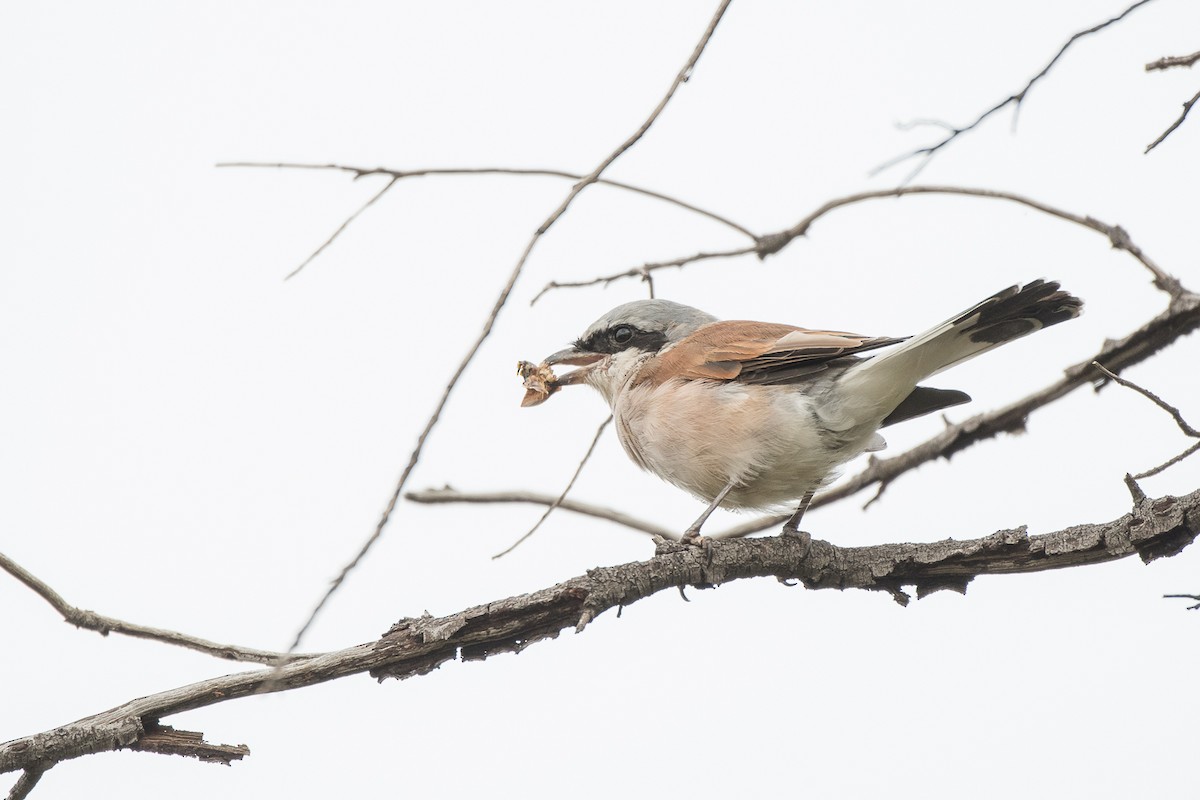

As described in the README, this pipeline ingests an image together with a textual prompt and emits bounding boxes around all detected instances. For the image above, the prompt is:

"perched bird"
[535,280,1082,539]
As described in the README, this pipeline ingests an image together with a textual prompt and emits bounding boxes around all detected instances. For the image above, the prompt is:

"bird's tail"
[826,280,1082,429]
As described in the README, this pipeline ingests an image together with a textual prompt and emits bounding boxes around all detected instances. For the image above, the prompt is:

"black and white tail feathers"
[840,280,1083,428]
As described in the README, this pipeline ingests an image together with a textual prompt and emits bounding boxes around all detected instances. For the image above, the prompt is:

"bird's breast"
[612,378,870,509]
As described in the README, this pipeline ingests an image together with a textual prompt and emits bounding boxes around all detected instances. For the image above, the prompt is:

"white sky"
[3,2,1199,798]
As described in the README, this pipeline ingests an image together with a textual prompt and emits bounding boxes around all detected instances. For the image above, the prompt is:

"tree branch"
[1146,51,1200,71]
[0,551,314,666]
[4,485,1196,776]
[218,162,758,244]
[530,246,758,304]
[541,184,1184,304]
[875,0,1158,177]
[6,762,50,800]
[283,0,734,652]
[406,488,676,538]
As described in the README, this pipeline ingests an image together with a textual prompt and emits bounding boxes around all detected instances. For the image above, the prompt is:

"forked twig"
[545,185,1182,299]
[875,0,1158,178]
[219,163,757,280]
[0,551,313,665]
[1092,362,1200,480]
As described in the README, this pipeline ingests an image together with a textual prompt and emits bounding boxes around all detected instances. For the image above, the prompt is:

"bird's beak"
[543,347,603,385]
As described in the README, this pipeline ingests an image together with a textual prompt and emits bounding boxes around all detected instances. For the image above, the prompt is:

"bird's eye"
[610,325,635,345]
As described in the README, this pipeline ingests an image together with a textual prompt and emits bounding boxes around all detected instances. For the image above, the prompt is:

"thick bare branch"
[285,0,733,652]
[4,486,1196,776]
[0,551,314,666]
[876,0,1158,176]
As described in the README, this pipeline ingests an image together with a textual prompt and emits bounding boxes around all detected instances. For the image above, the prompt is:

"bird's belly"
[614,380,876,510]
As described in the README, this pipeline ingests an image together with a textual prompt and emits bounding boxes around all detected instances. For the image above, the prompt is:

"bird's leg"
[682,479,737,542]
[781,489,815,538]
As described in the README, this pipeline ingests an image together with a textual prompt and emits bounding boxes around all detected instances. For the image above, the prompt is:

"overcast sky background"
[4,2,1199,798]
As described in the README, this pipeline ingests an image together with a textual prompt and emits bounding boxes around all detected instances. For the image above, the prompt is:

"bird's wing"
[641,320,906,385]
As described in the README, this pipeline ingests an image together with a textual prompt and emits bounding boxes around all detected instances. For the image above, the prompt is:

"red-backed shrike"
[535,280,1082,539]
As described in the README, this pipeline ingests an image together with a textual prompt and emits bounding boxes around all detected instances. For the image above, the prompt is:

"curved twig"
[875,0,1158,177]
[492,416,614,558]
[547,185,1183,300]
[0,551,315,666]
[3,485,1196,776]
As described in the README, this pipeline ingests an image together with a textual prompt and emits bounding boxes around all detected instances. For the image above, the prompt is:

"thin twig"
[0,551,314,665]
[283,0,734,653]
[219,163,757,242]
[493,416,613,559]
[282,175,398,280]
[1164,593,1200,610]
[1146,51,1200,71]
[1145,88,1200,154]
[1135,441,1200,480]
[405,488,675,538]
[530,246,757,304]
[1091,363,1199,437]
[1093,361,1200,480]
[875,0,1158,177]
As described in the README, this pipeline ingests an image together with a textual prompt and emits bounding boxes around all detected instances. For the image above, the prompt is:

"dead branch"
[3,485,1196,777]
[1146,51,1200,71]
[1145,88,1200,154]
[6,762,50,800]
[406,488,676,538]
[541,184,1183,303]
[218,162,757,244]
[283,0,734,653]
[1093,362,1200,480]
[875,0,1157,177]
[530,246,759,304]
[0,551,314,666]
[1164,593,1200,610]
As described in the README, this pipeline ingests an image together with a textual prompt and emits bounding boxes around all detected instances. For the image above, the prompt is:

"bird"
[534,280,1082,540]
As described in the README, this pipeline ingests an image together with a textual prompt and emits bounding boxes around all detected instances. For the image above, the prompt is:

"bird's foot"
[680,528,714,564]
[781,524,812,555]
